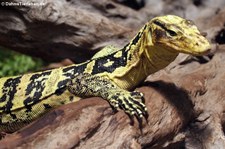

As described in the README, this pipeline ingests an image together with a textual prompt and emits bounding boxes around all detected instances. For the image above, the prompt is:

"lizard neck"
[94,25,179,90]
[142,45,179,74]
[141,26,179,73]
[120,25,179,84]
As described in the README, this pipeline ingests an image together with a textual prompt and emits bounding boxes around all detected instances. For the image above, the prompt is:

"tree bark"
[0,0,137,63]
[0,45,225,148]
[1,0,225,149]
[1,0,224,63]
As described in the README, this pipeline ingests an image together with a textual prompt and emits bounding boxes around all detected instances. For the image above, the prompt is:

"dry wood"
[0,45,225,148]
[0,0,225,149]
[0,0,136,62]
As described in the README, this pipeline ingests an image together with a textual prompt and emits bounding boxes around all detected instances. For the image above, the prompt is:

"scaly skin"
[0,15,210,132]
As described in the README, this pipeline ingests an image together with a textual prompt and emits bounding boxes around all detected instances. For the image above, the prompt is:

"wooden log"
[0,0,136,62]
[1,45,225,148]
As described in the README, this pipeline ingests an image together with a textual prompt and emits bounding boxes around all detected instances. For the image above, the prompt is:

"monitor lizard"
[0,15,211,132]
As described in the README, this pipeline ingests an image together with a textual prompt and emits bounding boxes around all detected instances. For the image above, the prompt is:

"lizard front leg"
[67,73,148,119]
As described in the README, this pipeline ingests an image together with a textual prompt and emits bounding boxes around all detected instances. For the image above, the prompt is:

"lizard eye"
[167,29,177,36]
[152,20,177,37]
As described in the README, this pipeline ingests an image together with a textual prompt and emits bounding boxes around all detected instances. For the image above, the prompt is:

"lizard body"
[0,15,210,132]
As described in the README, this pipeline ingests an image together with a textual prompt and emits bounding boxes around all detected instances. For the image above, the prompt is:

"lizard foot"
[67,73,148,123]
[108,90,148,121]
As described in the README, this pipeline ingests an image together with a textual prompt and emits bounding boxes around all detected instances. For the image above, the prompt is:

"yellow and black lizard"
[0,15,211,132]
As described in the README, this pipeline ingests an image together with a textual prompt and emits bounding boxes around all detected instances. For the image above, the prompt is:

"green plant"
[0,48,44,77]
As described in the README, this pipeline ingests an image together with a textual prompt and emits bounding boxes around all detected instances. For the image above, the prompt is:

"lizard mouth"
[188,48,211,56]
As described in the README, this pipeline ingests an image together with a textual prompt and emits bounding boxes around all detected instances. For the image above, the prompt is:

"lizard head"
[149,15,211,55]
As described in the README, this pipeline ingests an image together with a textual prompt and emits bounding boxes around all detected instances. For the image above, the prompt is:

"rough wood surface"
[0,0,134,62]
[1,0,225,62]
[1,0,225,149]
[0,45,225,148]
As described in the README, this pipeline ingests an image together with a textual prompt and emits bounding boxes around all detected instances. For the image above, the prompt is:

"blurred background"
[0,0,225,77]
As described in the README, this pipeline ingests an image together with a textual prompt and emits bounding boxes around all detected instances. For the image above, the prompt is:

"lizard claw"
[108,90,148,124]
